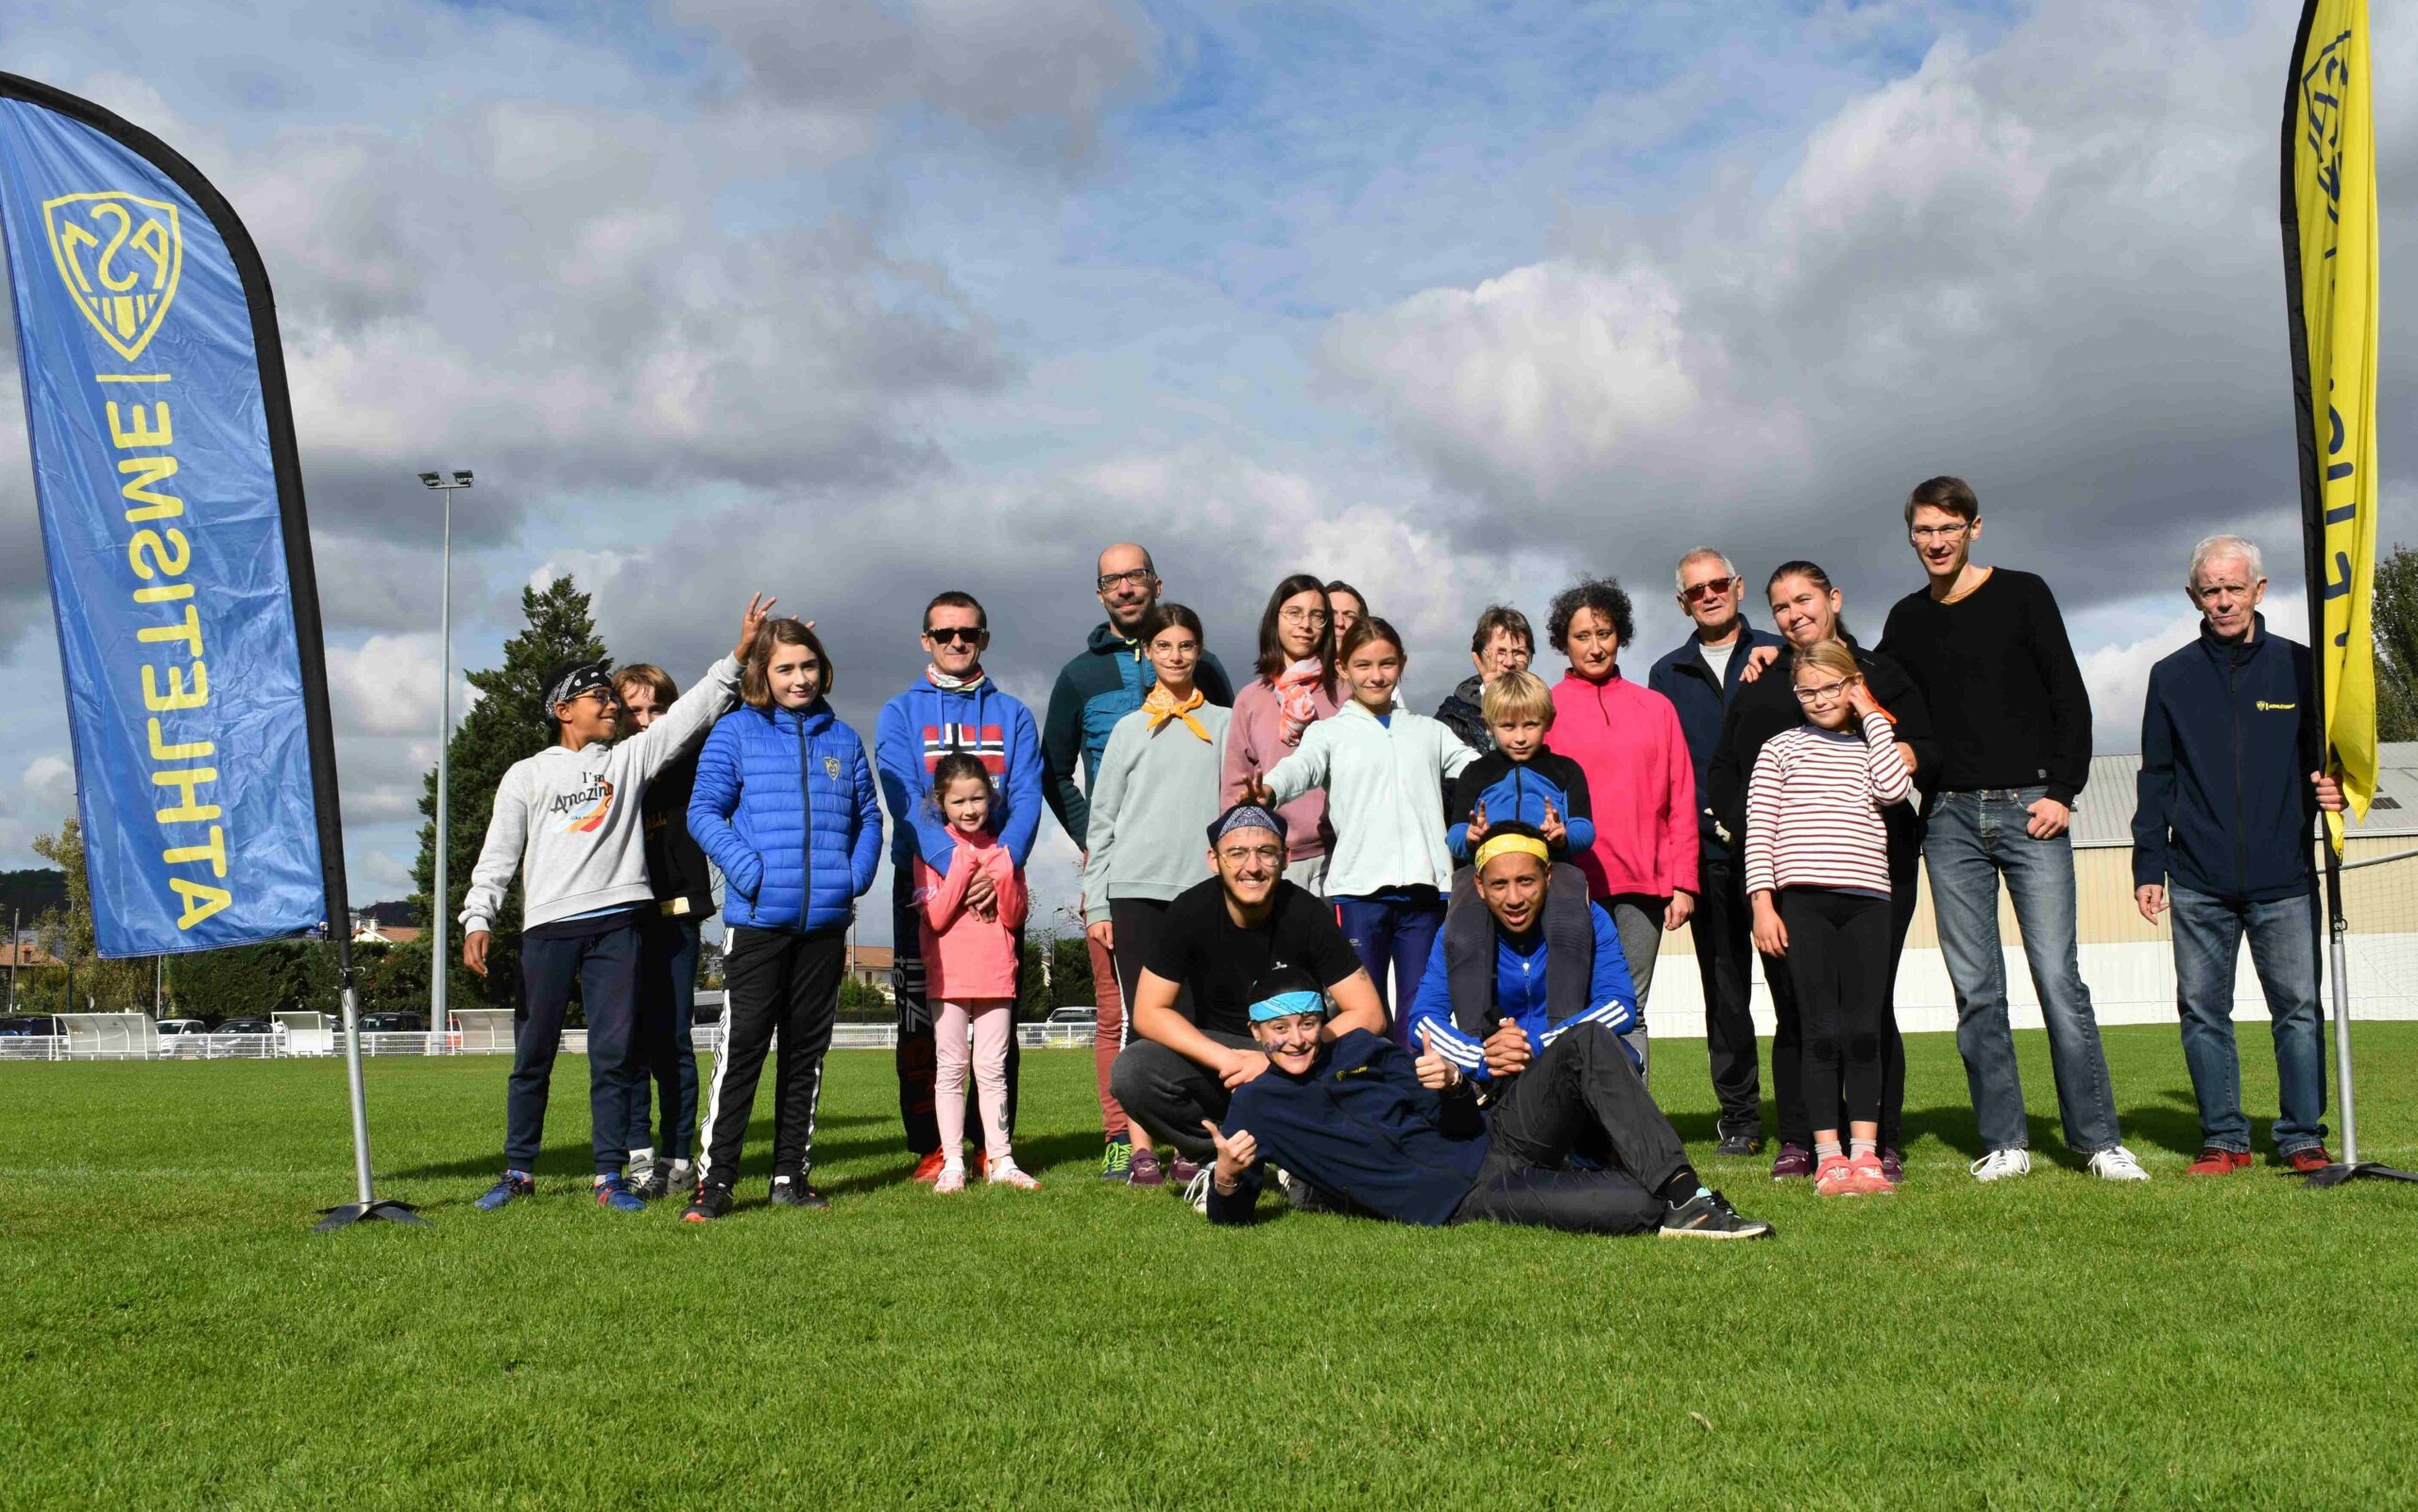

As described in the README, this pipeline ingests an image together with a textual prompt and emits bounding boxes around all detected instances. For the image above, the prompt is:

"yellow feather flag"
[2282,0,2379,853]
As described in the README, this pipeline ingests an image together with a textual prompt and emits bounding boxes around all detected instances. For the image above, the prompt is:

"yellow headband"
[1473,833,1551,870]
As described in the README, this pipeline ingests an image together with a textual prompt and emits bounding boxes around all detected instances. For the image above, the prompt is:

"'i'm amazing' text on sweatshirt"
[460,656,741,937]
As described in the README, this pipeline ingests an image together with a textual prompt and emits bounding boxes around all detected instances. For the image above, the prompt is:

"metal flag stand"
[2301,830,2418,1190]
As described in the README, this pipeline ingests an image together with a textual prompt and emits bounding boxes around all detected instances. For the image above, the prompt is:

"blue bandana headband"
[1250,989,1324,1023]
[1208,803,1288,847]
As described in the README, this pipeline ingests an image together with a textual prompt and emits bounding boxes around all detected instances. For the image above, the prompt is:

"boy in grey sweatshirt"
[464,596,766,1212]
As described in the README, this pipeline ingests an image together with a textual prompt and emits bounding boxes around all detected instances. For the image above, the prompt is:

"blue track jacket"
[688,700,883,932]
[1405,904,1639,1081]
[2132,616,2320,905]
[1206,1029,1490,1227]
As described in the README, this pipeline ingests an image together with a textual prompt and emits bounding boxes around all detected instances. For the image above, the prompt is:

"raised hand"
[1738,643,1780,684]
[1203,1119,1259,1194]
[1413,1024,1457,1091]
[1465,800,1490,847]
[1239,771,1275,807]
[733,592,777,660]
[1538,801,1564,848]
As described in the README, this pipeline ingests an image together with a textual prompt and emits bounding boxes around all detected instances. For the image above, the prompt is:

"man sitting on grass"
[1203,960,1772,1239]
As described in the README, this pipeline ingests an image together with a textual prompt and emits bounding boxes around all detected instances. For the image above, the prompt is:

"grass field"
[4,1024,2415,1510]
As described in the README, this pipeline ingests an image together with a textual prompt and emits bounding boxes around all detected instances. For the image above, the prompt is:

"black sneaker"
[682,1184,733,1223]
[1658,1188,1774,1240]
[767,1176,829,1210]
[1714,1130,1764,1158]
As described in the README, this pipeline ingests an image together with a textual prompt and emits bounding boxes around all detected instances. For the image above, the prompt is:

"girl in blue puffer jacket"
[682,618,883,1221]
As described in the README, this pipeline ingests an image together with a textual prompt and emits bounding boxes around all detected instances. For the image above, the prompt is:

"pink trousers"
[935,998,1014,1163]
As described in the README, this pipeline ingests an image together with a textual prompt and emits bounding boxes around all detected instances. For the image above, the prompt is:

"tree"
[29,818,149,1011]
[1019,932,1098,1021]
[2373,542,2418,742]
[411,575,609,1008]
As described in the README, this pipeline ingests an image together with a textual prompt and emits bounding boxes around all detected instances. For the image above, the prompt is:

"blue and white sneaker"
[592,1174,645,1213]
[475,1170,535,1211]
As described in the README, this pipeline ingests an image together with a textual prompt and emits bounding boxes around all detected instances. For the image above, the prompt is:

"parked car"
[1045,1007,1098,1027]
[156,1018,209,1036]
[218,1017,274,1035]
[359,1011,427,1033]
[0,1015,64,1037]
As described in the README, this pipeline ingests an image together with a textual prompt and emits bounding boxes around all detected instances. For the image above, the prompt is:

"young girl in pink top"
[917,753,1037,1193]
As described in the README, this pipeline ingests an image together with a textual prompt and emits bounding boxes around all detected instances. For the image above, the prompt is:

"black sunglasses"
[925,626,983,646]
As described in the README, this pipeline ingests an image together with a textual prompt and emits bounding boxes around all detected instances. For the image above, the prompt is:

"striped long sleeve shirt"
[1742,711,1912,898]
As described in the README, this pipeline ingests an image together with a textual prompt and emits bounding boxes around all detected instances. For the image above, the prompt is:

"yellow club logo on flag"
[42,190,183,362]
[2284,0,2379,847]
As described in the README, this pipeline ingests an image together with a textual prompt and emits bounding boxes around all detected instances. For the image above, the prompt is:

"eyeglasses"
[1097,569,1155,592]
[1909,522,1972,543]
[1678,577,1738,605]
[1218,844,1285,867]
[1793,677,1853,705]
[925,626,983,646]
[1279,607,1330,626]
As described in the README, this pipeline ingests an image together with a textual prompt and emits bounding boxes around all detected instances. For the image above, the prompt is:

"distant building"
[845,943,894,997]
[350,919,424,945]
[7,940,63,968]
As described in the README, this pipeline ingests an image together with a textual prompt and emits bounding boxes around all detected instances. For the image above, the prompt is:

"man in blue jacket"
[877,590,1047,1176]
[1206,960,1769,1239]
[2132,535,2344,1176]
[1645,548,1781,1154]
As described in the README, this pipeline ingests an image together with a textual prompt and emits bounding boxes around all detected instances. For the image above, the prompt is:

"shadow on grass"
[389,1109,896,1181]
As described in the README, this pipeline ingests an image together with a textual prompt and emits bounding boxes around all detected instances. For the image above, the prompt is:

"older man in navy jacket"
[1646,547,1782,1154]
[2132,535,2345,1176]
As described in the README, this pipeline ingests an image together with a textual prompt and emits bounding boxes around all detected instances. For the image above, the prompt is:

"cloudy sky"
[1,0,2410,942]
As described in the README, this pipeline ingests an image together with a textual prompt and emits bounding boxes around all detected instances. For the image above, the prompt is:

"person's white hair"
[2188,535,2264,590]
[1674,546,1738,595]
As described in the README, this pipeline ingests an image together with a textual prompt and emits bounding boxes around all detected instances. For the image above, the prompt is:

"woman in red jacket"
[1543,576,1698,1073]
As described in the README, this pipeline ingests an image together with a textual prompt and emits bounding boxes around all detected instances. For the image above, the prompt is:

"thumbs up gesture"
[1203,1119,1257,1194]
[1413,1024,1458,1091]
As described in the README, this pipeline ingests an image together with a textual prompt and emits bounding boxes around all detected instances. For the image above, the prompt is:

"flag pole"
[2278,1,2413,1189]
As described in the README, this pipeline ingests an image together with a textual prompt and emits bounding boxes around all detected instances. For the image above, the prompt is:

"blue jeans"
[1924,789,2120,1154]
[1334,892,1446,1052]
[2168,884,2329,1156]
[627,913,702,1162]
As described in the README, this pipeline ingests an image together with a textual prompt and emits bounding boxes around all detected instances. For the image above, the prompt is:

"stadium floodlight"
[418,468,475,1051]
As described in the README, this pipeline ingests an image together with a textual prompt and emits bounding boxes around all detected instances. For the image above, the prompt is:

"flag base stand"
[313,1198,430,1232]
[2304,1162,2418,1190]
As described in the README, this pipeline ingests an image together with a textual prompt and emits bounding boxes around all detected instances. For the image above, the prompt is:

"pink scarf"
[1272,658,1325,746]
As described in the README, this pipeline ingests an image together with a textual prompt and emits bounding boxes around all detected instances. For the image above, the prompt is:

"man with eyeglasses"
[1108,804,1386,1206]
[2132,535,2343,1175]
[877,590,1047,1181]
[1647,549,1784,1155]
[461,595,770,1213]
[1878,475,2146,1182]
[1043,542,1235,1181]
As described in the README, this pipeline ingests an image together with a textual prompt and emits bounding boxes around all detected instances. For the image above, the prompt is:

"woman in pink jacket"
[1219,574,1340,893]
[1546,576,1699,1072]
[916,752,1037,1193]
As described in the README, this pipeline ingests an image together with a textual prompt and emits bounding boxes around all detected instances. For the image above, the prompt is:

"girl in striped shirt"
[1745,640,1913,1197]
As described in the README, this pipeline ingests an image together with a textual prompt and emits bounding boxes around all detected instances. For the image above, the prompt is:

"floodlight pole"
[420,469,472,1053]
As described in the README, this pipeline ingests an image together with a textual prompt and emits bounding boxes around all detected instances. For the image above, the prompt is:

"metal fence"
[0,1018,1101,1062]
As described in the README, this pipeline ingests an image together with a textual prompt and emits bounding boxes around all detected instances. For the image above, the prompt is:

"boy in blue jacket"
[1207,963,1770,1239]
[1445,671,1595,861]
[876,591,1046,1177]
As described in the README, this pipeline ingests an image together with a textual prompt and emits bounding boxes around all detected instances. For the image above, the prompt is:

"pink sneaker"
[933,1165,967,1195]
[1814,1154,1858,1197]
[986,1159,1040,1191]
[1848,1151,1896,1196]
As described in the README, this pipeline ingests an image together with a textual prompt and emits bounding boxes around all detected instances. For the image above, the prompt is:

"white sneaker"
[1969,1148,2033,1182]
[2087,1145,2151,1181]
[985,1158,1040,1191]
[1183,1166,1215,1215]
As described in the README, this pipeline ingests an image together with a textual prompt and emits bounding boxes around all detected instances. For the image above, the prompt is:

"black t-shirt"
[1145,877,1364,1036]
[1877,568,2092,804]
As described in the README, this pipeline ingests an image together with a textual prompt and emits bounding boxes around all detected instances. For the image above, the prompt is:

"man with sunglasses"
[1878,476,2145,1182]
[1648,548,1784,1155]
[462,594,771,1213]
[1042,542,1235,1181]
[878,591,1048,1181]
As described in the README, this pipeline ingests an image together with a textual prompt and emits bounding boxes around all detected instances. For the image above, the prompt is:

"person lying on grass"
[1201,966,1773,1239]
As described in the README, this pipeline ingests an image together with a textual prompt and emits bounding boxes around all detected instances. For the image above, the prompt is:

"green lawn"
[3,1024,2414,1510]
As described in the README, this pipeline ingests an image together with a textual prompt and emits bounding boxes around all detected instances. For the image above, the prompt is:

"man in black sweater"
[1877,476,2144,1183]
